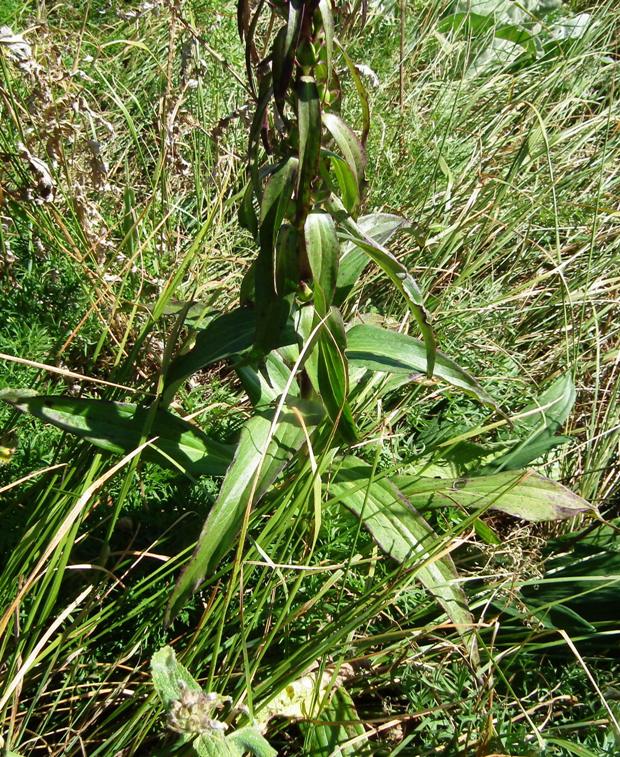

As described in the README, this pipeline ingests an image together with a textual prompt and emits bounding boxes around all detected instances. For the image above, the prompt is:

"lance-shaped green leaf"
[256,158,299,352]
[164,307,257,401]
[322,112,366,187]
[0,389,233,477]
[335,212,407,303]
[305,210,339,315]
[346,324,497,408]
[328,196,436,376]
[259,157,298,252]
[236,351,296,408]
[275,223,300,296]
[318,0,335,84]
[317,309,357,443]
[273,0,303,104]
[486,374,576,472]
[395,469,593,522]
[297,75,321,205]
[327,153,359,214]
[329,456,477,657]
[335,38,370,145]
[166,398,323,623]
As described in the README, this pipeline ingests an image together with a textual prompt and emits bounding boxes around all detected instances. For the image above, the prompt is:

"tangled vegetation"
[0,0,619,755]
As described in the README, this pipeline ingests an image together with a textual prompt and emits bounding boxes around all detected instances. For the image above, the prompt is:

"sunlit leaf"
[305,211,339,315]
[330,456,478,658]
[346,324,497,408]
[0,389,232,477]
[166,398,323,623]
[396,469,594,522]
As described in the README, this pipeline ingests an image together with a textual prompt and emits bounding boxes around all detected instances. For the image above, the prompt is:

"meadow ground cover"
[0,0,619,755]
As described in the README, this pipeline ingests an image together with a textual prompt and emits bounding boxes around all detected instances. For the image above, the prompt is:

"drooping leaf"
[0,390,232,477]
[166,398,323,623]
[330,456,477,657]
[328,196,436,376]
[335,213,407,303]
[486,373,576,471]
[396,469,593,522]
[164,308,257,400]
[322,113,366,187]
[304,211,339,315]
[346,324,497,408]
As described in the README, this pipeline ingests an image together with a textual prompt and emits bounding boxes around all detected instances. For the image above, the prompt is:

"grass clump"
[1,1,619,755]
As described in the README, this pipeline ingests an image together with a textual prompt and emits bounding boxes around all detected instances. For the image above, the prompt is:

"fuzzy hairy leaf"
[151,645,202,710]
[0,390,232,477]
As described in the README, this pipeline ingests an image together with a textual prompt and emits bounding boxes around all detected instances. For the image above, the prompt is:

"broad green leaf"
[0,390,232,477]
[236,351,296,408]
[318,0,334,84]
[164,307,257,400]
[317,309,357,443]
[297,75,321,205]
[335,213,407,304]
[322,112,366,187]
[166,398,323,623]
[151,645,202,709]
[346,324,497,408]
[330,456,477,656]
[328,196,436,377]
[227,727,277,757]
[487,374,575,471]
[396,469,593,522]
[300,687,367,756]
[305,211,339,315]
[327,153,359,214]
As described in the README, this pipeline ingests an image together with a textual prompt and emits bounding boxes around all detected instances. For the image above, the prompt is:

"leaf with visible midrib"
[0,389,232,477]
[346,323,497,409]
[166,398,323,623]
[329,456,478,660]
[164,307,257,400]
[396,469,593,522]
